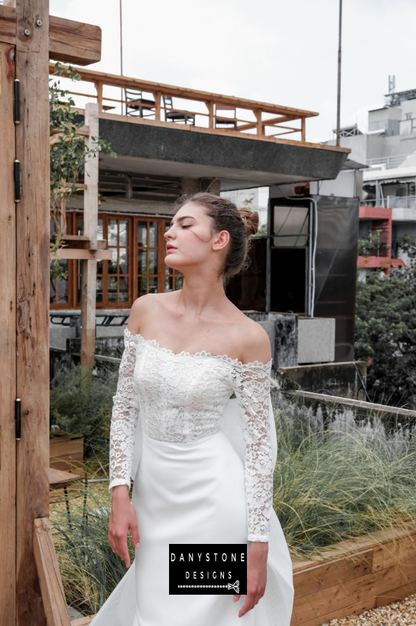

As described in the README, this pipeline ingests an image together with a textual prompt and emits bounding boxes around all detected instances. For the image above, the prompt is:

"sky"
[50,0,416,144]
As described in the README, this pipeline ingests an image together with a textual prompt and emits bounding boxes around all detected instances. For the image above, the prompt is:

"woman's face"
[164,202,228,273]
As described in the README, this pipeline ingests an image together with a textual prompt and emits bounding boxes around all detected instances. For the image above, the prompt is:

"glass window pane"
[138,221,147,247]
[97,219,104,241]
[108,249,118,274]
[138,276,147,296]
[77,275,82,303]
[273,206,309,247]
[97,259,103,275]
[76,217,84,236]
[108,219,118,246]
[165,264,173,276]
[108,276,118,301]
[149,222,158,247]
[119,249,128,274]
[148,277,157,294]
[57,260,68,303]
[119,277,128,302]
[96,276,103,303]
[119,220,128,246]
[50,278,56,304]
[175,275,183,290]
[148,250,157,274]
[138,249,147,274]
[164,276,173,292]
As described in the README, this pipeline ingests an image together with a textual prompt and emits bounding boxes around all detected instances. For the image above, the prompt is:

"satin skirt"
[91,429,294,626]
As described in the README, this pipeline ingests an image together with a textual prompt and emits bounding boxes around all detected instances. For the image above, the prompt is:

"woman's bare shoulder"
[238,318,272,365]
[225,304,272,365]
[127,293,173,334]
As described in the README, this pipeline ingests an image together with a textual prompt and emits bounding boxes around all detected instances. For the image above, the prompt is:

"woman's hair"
[176,192,259,279]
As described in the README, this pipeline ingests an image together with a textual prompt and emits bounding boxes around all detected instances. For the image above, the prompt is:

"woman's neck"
[175,272,227,317]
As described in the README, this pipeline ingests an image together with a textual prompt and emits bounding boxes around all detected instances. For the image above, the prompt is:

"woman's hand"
[108,485,141,568]
[233,542,268,618]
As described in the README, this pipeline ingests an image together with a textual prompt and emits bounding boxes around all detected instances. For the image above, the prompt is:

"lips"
[166,245,177,252]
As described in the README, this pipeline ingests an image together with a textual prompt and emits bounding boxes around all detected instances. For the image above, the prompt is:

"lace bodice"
[109,328,274,542]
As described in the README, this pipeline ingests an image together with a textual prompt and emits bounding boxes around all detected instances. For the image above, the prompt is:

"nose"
[164,225,173,240]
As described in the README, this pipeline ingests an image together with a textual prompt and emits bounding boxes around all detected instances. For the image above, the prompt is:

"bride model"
[90,193,294,626]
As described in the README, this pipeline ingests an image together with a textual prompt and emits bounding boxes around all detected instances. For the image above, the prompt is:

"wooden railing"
[49,63,319,143]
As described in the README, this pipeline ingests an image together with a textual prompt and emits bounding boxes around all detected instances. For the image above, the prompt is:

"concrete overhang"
[97,115,349,192]
[363,166,416,183]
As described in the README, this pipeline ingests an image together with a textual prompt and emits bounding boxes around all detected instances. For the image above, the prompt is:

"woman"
[91,193,294,625]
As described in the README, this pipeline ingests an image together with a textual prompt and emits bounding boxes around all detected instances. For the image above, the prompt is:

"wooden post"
[0,40,17,625]
[95,80,102,113]
[154,91,161,121]
[301,117,306,142]
[33,518,71,626]
[255,109,262,136]
[81,102,99,368]
[206,101,214,129]
[15,0,51,624]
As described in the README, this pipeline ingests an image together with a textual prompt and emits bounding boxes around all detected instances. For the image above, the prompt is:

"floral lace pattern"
[109,327,273,541]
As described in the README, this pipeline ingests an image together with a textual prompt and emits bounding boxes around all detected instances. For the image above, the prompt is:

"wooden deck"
[49,62,327,147]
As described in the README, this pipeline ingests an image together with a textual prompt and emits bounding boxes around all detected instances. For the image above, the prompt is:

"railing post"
[255,109,262,136]
[206,101,214,129]
[301,117,306,142]
[95,81,103,113]
[154,92,162,122]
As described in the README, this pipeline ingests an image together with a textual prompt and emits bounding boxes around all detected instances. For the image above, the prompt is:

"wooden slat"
[0,5,16,44]
[51,248,113,260]
[291,597,378,626]
[0,40,17,624]
[33,518,71,626]
[293,548,373,597]
[49,15,101,66]
[15,0,50,622]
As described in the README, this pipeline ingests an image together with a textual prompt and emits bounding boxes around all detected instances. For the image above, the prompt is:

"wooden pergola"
[0,1,104,623]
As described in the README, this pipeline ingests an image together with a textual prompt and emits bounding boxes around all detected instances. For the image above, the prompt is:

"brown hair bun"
[238,207,259,238]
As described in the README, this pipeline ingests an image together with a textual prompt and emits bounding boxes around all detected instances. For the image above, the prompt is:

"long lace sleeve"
[233,360,274,543]
[109,331,140,493]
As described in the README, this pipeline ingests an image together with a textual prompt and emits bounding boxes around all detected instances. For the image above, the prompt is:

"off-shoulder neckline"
[124,327,272,368]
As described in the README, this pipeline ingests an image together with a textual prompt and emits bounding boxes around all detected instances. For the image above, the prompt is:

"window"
[49,213,182,310]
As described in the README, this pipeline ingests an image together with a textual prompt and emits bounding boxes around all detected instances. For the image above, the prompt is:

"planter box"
[49,433,84,471]
[290,522,416,626]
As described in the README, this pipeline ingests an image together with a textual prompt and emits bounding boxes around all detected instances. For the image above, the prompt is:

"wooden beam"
[206,101,214,129]
[15,0,50,623]
[254,109,262,136]
[33,518,71,626]
[0,40,17,624]
[154,91,161,121]
[82,103,99,368]
[237,114,297,132]
[0,8,101,65]
[51,249,112,260]
[49,15,101,66]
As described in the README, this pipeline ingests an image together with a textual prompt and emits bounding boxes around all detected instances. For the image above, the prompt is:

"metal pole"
[120,0,124,114]
[336,0,342,146]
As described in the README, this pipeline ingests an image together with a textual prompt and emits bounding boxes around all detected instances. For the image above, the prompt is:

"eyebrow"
[169,215,196,226]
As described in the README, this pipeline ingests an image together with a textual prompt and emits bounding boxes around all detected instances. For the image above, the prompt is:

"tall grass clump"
[51,463,134,616]
[50,361,118,459]
[273,392,416,558]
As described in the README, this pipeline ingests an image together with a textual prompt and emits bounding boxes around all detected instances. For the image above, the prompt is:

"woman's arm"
[232,324,273,617]
[108,314,142,567]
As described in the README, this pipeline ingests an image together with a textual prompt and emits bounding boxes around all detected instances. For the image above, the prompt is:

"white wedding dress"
[90,328,294,626]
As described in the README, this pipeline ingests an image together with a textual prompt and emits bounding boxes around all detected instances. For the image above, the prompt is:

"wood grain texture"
[0,40,17,625]
[33,518,71,626]
[49,15,101,66]
[290,526,416,626]
[15,1,50,623]
[0,5,17,44]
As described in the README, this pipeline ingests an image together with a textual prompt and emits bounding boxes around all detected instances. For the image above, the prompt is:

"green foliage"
[50,361,118,459]
[354,237,416,408]
[49,62,116,281]
[357,228,383,257]
[51,465,134,616]
[273,403,416,558]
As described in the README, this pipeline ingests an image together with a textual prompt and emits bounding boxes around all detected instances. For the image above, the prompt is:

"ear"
[212,230,230,252]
